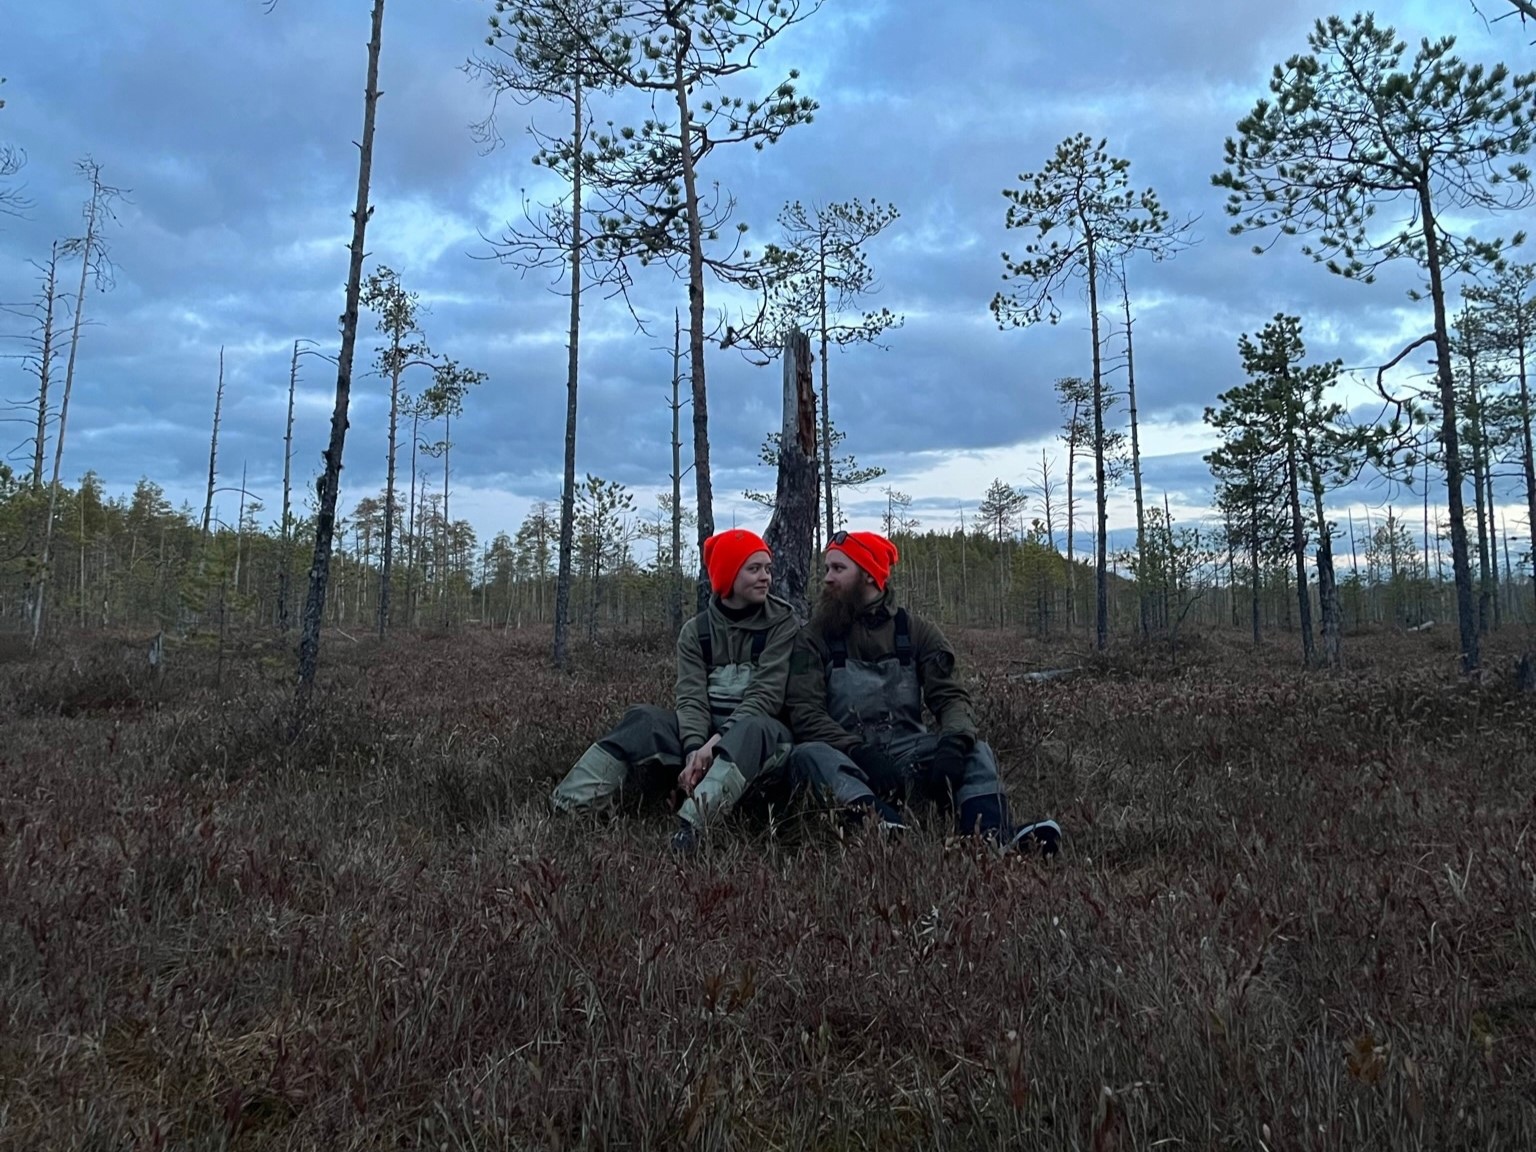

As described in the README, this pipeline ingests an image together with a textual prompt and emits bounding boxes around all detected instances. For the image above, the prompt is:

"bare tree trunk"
[818,229,836,542]
[670,31,713,610]
[1481,397,1502,630]
[1250,502,1262,647]
[33,163,109,651]
[553,70,584,668]
[1065,396,1079,629]
[1469,359,1493,635]
[669,307,684,635]
[405,404,420,625]
[378,357,403,638]
[1285,431,1315,665]
[1421,190,1479,672]
[1120,270,1149,641]
[1085,231,1108,651]
[764,329,817,621]
[297,0,386,702]
[202,346,224,536]
[1308,463,1341,667]
[279,340,298,632]
[1518,336,1536,614]
[31,242,60,490]
[441,410,451,628]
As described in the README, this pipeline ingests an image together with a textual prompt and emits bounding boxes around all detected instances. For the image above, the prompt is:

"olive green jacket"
[786,589,978,753]
[674,593,798,754]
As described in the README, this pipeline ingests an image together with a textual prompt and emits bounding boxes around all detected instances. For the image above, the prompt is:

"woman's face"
[730,550,773,605]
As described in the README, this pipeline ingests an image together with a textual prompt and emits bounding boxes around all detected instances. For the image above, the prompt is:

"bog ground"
[1,625,1534,1150]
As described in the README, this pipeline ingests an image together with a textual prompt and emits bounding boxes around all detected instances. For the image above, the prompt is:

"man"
[786,530,1061,854]
[551,528,798,854]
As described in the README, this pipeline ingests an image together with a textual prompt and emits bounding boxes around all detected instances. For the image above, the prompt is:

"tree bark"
[202,346,224,537]
[378,353,402,638]
[32,167,106,651]
[1085,225,1108,651]
[279,340,298,633]
[818,229,836,541]
[764,328,818,621]
[31,242,59,491]
[296,0,385,703]
[1421,187,1479,672]
[670,30,713,610]
[1120,273,1149,641]
[669,307,684,636]
[1517,331,1536,614]
[553,69,583,669]
[1285,428,1315,664]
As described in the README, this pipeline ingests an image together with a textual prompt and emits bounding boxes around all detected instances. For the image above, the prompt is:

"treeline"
[3,463,1527,651]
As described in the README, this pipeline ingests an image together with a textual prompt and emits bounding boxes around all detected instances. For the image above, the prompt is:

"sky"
[1,0,1532,558]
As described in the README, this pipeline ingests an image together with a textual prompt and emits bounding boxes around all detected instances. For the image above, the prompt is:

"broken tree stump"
[764,327,818,622]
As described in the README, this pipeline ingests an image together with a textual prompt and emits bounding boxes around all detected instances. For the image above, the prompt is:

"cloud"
[0,0,1527,558]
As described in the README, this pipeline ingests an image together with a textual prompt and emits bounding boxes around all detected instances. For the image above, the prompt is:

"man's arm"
[719,615,797,731]
[909,615,978,743]
[785,631,860,752]
[674,620,712,753]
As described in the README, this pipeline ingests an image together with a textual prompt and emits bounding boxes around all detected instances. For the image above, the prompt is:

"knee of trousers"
[788,741,872,805]
[604,704,682,762]
[954,740,1006,806]
[717,715,792,767]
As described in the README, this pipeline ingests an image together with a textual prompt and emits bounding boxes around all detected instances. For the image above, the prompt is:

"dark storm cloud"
[0,0,1521,545]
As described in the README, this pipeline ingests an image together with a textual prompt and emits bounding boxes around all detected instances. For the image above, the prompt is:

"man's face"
[729,550,773,605]
[822,551,874,602]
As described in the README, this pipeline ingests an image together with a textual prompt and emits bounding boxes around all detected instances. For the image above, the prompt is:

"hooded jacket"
[786,588,978,753]
[674,593,798,755]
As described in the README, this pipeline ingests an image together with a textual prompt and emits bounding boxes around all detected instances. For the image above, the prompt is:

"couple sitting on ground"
[550,527,1062,858]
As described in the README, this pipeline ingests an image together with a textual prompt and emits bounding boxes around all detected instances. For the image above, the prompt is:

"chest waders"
[824,609,928,762]
[551,613,792,827]
[817,609,1008,835]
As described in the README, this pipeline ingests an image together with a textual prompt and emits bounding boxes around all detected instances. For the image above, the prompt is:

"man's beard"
[811,583,864,638]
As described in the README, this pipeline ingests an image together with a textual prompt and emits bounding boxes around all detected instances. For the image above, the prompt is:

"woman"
[550,528,799,854]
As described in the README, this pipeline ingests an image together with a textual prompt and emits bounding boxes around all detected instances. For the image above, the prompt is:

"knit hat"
[827,531,899,590]
[703,528,772,596]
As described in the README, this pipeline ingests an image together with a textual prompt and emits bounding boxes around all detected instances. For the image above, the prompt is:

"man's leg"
[953,740,1009,838]
[551,705,683,813]
[787,740,906,829]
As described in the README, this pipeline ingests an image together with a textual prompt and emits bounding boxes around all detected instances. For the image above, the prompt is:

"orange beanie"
[703,528,771,596]
[828,531,899,590]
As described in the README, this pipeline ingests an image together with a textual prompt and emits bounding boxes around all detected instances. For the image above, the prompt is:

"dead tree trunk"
[669,308,685,636]
[763,328,817,621]
[33,160,114,651]
[552,69,584,669]
[279,340,298,632]
[202,346,224,537]
[31,242,60,490]
[296,0,385,704]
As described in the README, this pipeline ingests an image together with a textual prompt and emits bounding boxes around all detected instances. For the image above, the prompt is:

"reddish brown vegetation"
[1,625,1533,1148]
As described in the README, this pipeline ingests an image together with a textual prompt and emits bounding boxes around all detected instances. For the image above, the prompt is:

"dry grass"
[1,622,1534,1150]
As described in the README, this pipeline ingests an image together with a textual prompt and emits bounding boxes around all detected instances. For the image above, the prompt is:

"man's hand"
[927,733,971,797]
[848,743,904,801]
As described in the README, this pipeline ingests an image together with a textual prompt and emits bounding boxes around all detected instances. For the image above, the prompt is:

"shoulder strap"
[826,632,849,670]
[894,608,913,667]
[694,611,713,669]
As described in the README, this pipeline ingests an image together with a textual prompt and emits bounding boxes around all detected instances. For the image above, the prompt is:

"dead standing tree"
[32,159,120,650]
[763,328,817,620]
[295,0,386,706]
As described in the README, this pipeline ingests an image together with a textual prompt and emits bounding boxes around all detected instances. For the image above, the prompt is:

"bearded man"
[785,530,1060,854]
